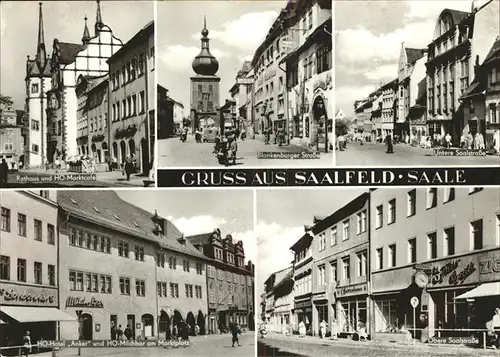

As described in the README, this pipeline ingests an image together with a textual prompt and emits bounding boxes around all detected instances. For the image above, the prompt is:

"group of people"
[263,128,287,146]
[214,132,238,166]
[110,323,134,341]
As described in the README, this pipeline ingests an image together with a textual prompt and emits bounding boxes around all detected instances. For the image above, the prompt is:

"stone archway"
[80,313,93,340]
[120,141,126,163]
[311,94,328,151]
[141,313,154,338]
[186,311,196,336]
[197,310,206,335]
[159,310,170,339]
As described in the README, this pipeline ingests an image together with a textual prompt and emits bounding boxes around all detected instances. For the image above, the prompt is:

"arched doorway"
[186,311,196,336]
[141,313,154,339]
[159,311,170,339]
[141,138,149,175]
[312,95,328,150]
[112,142,118,160]
[197,310,206,335]
[91,143,97,162]
[102,142,108,163]
[120,141,126,163]
[172,310,183,330]
[80,313,93,340]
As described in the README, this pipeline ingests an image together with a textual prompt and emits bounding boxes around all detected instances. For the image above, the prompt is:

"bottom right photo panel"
[257,187,500,357]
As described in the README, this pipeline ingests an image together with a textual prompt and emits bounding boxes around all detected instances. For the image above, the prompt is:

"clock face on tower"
[414,271,429,288]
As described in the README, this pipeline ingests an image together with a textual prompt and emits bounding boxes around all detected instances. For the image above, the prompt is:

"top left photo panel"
[0,0,155,188]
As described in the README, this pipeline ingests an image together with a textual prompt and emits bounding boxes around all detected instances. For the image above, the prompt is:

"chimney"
[474,55,480,77]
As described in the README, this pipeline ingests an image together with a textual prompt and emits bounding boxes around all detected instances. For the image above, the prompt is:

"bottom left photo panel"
[0,189,256,357]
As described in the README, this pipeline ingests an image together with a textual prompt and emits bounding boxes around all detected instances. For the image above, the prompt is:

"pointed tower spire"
[36,2,47,70]
[82,16,91,44]
[95,0,103,35]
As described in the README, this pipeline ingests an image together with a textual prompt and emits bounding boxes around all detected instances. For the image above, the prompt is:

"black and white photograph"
[0,1,155,187]
[257,187,500,357]
[334,0,500,166]
[157,0,333,168]
[0,189,256,356]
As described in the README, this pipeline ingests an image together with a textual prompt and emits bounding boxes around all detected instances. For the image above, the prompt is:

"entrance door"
[80,313,93,340]
[141,314,154,338]
[110,315,117,340]
[127,314,135,340]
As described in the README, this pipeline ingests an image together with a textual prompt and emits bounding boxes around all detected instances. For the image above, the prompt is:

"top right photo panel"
[334,0,500,166]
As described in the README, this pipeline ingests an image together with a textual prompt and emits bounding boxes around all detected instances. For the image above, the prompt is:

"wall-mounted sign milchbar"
[65,296,104,308]
[0,283,58,307]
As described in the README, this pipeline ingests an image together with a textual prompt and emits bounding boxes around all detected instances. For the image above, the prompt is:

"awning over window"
[455,282,500,300]
[0,306,77,323]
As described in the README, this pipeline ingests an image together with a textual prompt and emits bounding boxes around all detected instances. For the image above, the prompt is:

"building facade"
[75,74,109,166]
[190,18,221,133]
[425,1,500,143]
[187,230,254,334]
[270,268,294,334]
[370,187,500,341]
[0,104,24,170]
[57,190,208,340]
[108,21,154,175]
[283,0,332,150]
[396,44,427,139]
[311,193,370,337]
[0,191,75,346]
[229,61,253,134]
[47,1,123,163]
[25,3,52,167]
[290,227,315,334]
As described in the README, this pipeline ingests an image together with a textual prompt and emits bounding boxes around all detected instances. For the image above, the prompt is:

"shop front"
[0,282,76,348]
[60,292,156,341]
[293,295,312,335]
[312,292,329,336]
[335,282,369,337]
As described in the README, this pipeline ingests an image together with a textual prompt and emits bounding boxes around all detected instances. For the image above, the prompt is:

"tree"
[335,119,351,136]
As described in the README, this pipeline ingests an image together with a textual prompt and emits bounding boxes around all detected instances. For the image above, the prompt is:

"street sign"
[410,296,419,344]
[410,296,419,308]
[236,78,254,85]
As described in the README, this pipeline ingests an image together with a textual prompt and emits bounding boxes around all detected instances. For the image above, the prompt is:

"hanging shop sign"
[65,296,104,308]
[0,283,58,307]
[479,251,500,282]
[335,283,368,298]
[417,256,478,288]
[313,293,327,302]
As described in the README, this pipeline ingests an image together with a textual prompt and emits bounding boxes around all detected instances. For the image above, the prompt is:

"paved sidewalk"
[266,332,498,356]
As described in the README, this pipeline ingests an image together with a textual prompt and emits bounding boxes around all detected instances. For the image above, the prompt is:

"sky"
[118,189,256,265]
[0,0,154,109]
[157,0,283,112]
[335,0,498,118]
[256,188,367,299]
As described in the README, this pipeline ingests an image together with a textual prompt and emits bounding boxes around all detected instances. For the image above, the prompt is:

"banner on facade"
[335,283,368,298]
[157,167,500,187]
[0,283,58,307]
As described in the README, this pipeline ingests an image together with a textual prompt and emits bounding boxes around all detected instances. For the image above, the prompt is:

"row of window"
[111,91,146,122]
[1,207,55,244]
[316,250,368,287]
[110,53,146,90]
[69,227,111,253]
[317,210,368,253]
[69,270,112,293]
[207,265,249,285]
[0,256,55,286]
[287,42,332,88]
[156,282,203,299]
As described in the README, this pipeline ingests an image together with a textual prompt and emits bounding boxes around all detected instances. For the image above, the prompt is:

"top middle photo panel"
[335,0,500,166]
[157,0,334,168]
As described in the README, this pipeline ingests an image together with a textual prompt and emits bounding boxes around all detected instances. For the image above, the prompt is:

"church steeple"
[82,16,91,44]
[94,0,103,35]
[36,2,47,70]
[192,16,219,76]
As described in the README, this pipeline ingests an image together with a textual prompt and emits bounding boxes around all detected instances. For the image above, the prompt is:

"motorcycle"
[180,132,187,142]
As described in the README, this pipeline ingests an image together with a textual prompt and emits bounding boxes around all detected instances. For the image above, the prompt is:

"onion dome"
[192,16,219,76]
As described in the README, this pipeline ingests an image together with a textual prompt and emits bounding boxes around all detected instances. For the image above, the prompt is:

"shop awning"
[0,306,77,323]
[455,282,500,300]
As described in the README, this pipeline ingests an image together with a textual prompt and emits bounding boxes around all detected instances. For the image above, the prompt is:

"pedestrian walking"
[229,136,238,166]
[124,326,133,341]
[330,318,338,340]
[195,324,200,336]
[445,133,452,148]
[385,135,394,154]
[117,325,123,340]
[111,322,117,340]
[319,320,326,339]
[299,320,306,337]
[0,158,7,185]
[22,331,31,357]
[493,308,500,349]
[124,157,134,181]
[230,322,241,347]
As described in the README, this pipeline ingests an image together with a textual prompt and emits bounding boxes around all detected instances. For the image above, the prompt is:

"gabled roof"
[405,48,426,64]
[273,266,292,286]
[57,191,206,260]
[483,35,500,65]
[55,42,87,65]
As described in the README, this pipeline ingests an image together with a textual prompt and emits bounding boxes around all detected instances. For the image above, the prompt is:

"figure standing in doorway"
[22,331,31,357]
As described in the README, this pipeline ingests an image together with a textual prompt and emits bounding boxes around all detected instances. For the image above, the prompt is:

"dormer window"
[70,198,77,205]
[133,222,139,227]
[93,207,100,213]
[113,214,120,221]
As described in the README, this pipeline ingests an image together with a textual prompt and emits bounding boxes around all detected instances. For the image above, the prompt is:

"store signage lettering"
[65,297,104,308]
[427,258,476,286]
[0,287,55,305]
[264,68,276,81]
[336,283,367,297]
[480,256,500,274]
